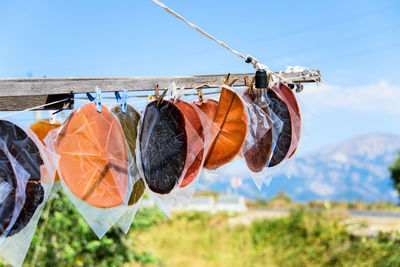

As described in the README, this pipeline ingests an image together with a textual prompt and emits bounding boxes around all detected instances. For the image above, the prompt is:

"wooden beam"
[0,71,320,111]
[0,71,320,97]
[0,94,74,111]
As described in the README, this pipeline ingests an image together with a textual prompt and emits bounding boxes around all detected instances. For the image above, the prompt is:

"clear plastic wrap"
[137,97,204,216]
[29,118,62,183]
[169,96,205,206]
[45,102,132,238]
[0,120,58,267]
[239,86,283,189]
[266,83,301,165]
[192,85,248,188]
[0,139,29,242]
[111,104,145,233]
[260,82,302,185]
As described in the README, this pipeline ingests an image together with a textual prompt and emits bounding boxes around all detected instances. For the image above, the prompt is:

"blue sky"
[0,0,399,155]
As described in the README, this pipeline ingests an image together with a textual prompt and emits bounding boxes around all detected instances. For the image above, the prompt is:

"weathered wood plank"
[0,71,321,97]
[0,94,74,111]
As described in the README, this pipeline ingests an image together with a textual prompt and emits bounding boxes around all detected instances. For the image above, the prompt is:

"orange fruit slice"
[29,118,62,182]
[56,103,128,208]
[201,88,248,169]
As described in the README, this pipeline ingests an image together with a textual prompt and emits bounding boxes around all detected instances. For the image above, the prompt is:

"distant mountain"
[207,134,400,203]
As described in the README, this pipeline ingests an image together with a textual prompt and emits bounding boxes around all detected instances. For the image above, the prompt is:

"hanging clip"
[157,88,168,106]
[49,110,56,124]
[197,88,204,102]
[95,87,102,112]
[244,76,255,95]
[295,83,304,93]
[114,91,122,104]
[223,73,237,87]
[86,92,95,102]
[174,87,184,103]
[153,84,167,106]
[121,89,128,113]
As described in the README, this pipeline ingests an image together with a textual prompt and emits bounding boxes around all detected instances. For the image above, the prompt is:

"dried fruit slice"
[193,99,218,120]
[56,103,128,208]
[203,87,248,169]
[267,83,301,167]
[173,100,204,187]
[0,120,44,237]
[278,83,301,158]
[112,105,145,205]
[128,178,145,205]
[241,89,273,172]
[140,100,187,194]
[29,118,62,182]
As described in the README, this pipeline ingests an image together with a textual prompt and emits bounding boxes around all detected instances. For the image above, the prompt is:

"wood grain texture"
[0,71,320,110]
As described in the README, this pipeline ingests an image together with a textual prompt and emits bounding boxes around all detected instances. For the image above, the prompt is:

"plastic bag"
[45,102,132,238]
[239,86,283,189]
[168,89,206,206]
[0,119,58,267]
[111,103,145,233]
[192,85,248,189]
[137,96,204,216]
[260,82,302,185]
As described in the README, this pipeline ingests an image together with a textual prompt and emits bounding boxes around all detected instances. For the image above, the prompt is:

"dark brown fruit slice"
[140,100,187,194]
[277,83,301,158]
[112,105,145,205]
[242,89,273,172]
[173,100,204,187]
[267,86,293,167]
[0,120,44,237]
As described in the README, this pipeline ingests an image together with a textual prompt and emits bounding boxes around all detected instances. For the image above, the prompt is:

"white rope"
[151,0,263,70]
[150,0,296,84]
[0,98,70,120]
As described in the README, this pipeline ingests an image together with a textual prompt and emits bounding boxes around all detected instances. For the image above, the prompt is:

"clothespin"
[114,91,122,103]
[174,87,184,103]
[157,89,168,106]
[49,110,56,124]
[153,84,167,106]
[295,83,303,93]
[114,90,128,113]
[121,89,128,113]
[197,88,204,102]
[223,73,237,87]
[244,76,255,95]
[95,87,102,112]
[86,93,95,102]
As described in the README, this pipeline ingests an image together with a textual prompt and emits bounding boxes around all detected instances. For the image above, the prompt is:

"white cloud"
[300,81,400,115]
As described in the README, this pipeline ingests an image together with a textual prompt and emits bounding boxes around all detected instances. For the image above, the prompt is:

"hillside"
[208,133,400,203]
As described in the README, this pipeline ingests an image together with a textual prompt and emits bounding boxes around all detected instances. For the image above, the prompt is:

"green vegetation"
[390,152,400,199]
[247,191,400,211]
[1,191,166,267]
[134,210,400,267]
[2,187,400,266]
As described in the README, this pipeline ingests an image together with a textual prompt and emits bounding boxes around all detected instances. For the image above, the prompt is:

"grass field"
[130,209,400,267]
[2,192,400,266]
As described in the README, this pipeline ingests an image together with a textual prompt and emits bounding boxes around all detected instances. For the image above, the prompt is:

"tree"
[389,152,400,200]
